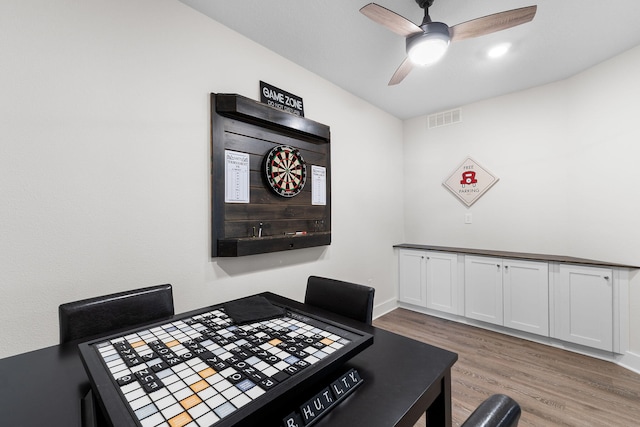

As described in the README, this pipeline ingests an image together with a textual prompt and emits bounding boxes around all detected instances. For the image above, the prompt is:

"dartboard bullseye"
[264,145,307,197]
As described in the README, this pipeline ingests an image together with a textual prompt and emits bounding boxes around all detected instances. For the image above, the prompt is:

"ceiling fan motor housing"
[406,21,451,65]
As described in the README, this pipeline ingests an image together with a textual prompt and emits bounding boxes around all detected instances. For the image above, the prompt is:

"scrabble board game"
[79,297,373,427]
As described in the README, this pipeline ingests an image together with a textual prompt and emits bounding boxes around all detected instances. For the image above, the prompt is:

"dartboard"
[264,145,307,197]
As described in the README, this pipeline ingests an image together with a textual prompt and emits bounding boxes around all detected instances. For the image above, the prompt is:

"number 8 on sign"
[264,145,307,197]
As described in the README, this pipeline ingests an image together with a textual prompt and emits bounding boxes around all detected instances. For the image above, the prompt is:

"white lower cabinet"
[398,249,459,313]
[465,256,549,335]
[552,264,613,351]
[503,259,549,336]
[398,248,625,353]
[398,249,427,307]
[464,256,504,326]
[425,252,459,315]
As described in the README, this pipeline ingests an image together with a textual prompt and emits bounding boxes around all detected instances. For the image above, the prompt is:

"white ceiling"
[179,0,640,120]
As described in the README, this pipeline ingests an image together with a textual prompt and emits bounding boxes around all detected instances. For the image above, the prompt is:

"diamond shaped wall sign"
[443,157,499,207]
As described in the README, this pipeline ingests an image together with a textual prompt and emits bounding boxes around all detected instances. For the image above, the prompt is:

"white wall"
[0,0,404,358]
[403,45,640,362]
[403,81,570,255]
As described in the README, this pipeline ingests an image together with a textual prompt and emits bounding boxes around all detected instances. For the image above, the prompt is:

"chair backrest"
[304,276,375,325]
[461,394,521,427]
[58,284,174,344]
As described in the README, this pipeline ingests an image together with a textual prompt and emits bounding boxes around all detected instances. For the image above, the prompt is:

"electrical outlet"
[465,213,473,224]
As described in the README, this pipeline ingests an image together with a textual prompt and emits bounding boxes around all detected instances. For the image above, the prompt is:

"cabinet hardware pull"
[604,276,610,280]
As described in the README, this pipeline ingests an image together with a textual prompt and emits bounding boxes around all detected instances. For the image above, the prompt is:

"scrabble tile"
[168,411,192,427]
[190,380,209,393]
[180,394,202,410]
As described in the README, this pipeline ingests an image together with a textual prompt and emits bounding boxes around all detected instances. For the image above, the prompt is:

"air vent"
[427,108,462,129]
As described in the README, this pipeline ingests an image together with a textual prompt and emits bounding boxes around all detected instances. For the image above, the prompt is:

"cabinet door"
[398,249,427,307]
[554,264,613,351]
[503,259,549,336]
[465,256,503,325]
[426,252,459,314]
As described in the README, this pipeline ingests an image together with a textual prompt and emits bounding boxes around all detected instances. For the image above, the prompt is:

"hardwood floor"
[373,309,640,427]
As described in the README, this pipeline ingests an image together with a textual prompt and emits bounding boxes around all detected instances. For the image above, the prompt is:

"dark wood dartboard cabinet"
[210,93,331,257]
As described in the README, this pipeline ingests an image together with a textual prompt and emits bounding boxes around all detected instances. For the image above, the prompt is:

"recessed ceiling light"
[488,43,511,59]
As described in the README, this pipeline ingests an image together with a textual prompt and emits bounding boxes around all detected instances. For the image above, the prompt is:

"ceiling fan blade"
[360,3,423,37]
[449,5,537,42]
[388,57,414,86]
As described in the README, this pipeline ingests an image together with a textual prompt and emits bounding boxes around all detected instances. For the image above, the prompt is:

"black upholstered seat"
[461,394,521,427]
[304,276,375,325]
[58,284,174,344]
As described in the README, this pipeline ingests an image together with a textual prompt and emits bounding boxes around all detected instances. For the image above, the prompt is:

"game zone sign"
[260,81,304,117]
[443,157,499,207]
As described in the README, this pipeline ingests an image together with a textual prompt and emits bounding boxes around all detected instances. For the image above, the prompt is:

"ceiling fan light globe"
[406,22,451,66]
[408,37,449,65]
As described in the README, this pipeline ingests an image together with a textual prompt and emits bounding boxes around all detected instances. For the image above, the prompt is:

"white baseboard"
[372,297,398,320]
[617,350,640,374]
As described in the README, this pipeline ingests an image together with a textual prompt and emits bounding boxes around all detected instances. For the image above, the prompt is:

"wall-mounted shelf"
[211,93,331,257]
[218,232,332,257]
[215,93,330,141]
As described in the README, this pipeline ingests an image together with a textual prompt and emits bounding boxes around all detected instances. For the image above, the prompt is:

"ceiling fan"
[360,1,537,85]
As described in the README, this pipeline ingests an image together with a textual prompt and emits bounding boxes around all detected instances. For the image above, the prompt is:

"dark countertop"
[393,243,640,269]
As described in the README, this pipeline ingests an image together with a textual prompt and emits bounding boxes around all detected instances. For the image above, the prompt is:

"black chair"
[461,394,521,427]
[304,276,375,325]
[58,284,174,344]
